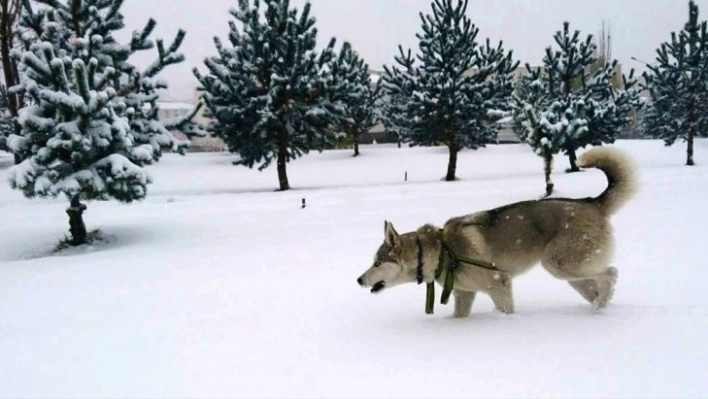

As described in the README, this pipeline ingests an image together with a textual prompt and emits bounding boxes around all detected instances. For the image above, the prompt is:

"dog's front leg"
[453,267,514,314]
[487,275,514,314]
[453,290,476,318]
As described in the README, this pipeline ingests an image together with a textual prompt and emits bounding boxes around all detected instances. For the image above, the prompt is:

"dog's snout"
[357,276,365,286]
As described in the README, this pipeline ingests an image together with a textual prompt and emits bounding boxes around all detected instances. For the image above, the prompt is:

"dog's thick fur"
[357,147,638,317]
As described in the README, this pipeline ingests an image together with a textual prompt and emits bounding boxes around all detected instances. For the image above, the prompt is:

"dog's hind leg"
[568,279,600,304]
[590,267,618,310]
[542,226,618,310]
[566,267,619,309]
[453,290,476,318]
[544,262,618,311]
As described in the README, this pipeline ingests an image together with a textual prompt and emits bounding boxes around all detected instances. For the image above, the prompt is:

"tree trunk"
[70,0,83,36]
[567,148,580,172]
[445,145,458,182]
[687,130,695,166]
[1,0,21,115]
[1,0,24,165]
[66,195,88,246]
[353,131,360,157]
[544,154,554,197]
[1,2,16,111]
[0,40,17,115]
[276,141,290,191]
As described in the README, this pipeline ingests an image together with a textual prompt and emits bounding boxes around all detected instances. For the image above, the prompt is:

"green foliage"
[642,0,708,165]
[328,42,382,155]
[382,0,517,180]
[8,0,197,203]
[194,0,346,180]
[514,22,640,167]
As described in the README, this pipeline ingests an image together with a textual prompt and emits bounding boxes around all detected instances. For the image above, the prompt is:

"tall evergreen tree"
[383,0,517,181]
[643,0,708,166]
[380,88,411,149]
[0,0,22,161]
[194,0,346,191]
[7,0,199,245]
[329,42,381,157]
[514,22,639,195]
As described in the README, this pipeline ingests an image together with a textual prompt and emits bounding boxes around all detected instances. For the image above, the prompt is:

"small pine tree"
[7,0,198,245]
[640,99,676,140]
[511,71,538,140]
[514,22,639,195]
[643,0,708,166]
[383,0,517,181]
[329,42,382,157]
[380,90,411,148]
[194,0,346,191]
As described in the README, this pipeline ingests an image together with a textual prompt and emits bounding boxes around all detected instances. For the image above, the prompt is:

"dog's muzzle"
[370,281,386,293]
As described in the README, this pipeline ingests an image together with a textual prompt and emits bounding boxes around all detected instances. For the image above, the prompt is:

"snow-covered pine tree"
[511,70,538,141]
[383,0,517,181]
[7,0,199,246]
[512,66,559,196]
[380,81,412,148]
[643,0,708,166]
[194,0,346,191]
[514,22,639,195]
[13,0,203,161]
[640,98,677,141]
[0,0,22,161]
[329,42,381,157]
[0,95,12,151]
[116,24,205,158]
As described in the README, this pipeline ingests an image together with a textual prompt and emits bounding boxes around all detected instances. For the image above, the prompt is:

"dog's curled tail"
[577,146,638,215]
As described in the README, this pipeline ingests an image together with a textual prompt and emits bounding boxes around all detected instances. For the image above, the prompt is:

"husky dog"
[356,147,637,317]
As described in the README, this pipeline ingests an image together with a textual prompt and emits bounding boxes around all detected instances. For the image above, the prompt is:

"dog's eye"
[374,261,381,267]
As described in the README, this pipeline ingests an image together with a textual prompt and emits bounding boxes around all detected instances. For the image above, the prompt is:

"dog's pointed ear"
[384,220,401,247]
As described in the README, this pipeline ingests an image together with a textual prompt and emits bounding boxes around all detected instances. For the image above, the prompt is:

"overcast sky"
[118,0,708,101]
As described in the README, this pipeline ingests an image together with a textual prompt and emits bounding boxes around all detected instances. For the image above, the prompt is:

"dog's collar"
[415,238,424,284]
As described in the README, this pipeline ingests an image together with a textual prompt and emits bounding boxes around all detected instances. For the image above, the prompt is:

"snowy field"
[0,140,706,398]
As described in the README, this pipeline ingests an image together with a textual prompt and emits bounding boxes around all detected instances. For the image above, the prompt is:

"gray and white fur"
[357,146,638,317]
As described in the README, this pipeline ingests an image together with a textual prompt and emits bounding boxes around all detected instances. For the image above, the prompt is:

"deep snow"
[0,140,706,398]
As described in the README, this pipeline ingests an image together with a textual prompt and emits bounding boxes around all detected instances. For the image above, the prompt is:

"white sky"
[118,0,708,101]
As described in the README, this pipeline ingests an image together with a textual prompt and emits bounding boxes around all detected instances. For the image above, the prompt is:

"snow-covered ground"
[0,140,706,398]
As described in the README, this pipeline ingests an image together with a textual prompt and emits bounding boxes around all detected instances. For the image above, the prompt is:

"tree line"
[0,0,704,245]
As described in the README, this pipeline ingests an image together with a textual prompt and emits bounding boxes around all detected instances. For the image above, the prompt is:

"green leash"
[425,229,499,315]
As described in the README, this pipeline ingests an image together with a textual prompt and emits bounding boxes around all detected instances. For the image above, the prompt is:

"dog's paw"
[495,305,515,315]
[592,287,615,311]
[592,267,618,311]
[592,297,609,311]
[491,311,520,320]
